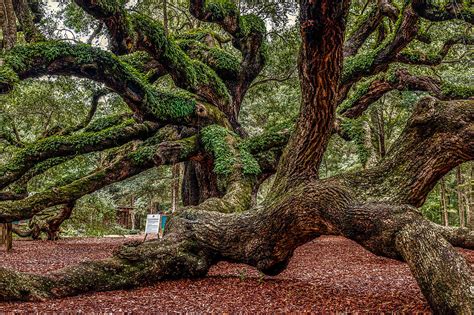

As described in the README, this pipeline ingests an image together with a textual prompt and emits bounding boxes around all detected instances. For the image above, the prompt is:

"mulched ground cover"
[1,235,472,313]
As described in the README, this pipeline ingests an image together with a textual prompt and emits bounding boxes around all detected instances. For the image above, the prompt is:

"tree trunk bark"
[396,221,474,314]
[0,0,17,50]
[181,159,222,206]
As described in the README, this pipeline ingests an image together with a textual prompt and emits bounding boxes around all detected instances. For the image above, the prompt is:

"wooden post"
[6,223,12,251]
[0,223,5,246]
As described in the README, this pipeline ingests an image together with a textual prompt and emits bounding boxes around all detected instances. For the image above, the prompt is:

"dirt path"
[1,236,472,313]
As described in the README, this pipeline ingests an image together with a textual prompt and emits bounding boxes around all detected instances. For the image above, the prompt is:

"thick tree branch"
[74,0,232,113]
[342,5,420,87]
[344,0,399,58]
[411,0,474,24]
[339,69,474,118]
[395,34,474,65]
[12,0,45,42]
[0,121,159,190]
[0,130,199,222]
[344,98,473,207]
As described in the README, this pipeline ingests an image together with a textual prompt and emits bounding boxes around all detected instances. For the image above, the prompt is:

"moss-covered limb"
[176,39,240,80]
[0,132,199,222]
[175,29,231,46]
[412,0,474,24]
[338,69,473,119]
[74,0,135,55]
[73,0,233,112]
[13,0,45,43]
[0,121,160,190]
[341,6,420,87]
[119,52,166,83]
[131,14,232,110]
[0,234,210,301]
[6,157,71,195]
[188,0,267,112]
[0,42,203,124]
[343,98,474,207]
[395,34,474,66]
[200,124,261,178]
[243,127,292,155]
[24,202,75,240]
[343,1,399,58]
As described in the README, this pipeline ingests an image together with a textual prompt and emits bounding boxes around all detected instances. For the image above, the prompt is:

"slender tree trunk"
[456,166,465,228]
[370,105,386,159]
[0,0,17,50]
[468,163,474,230]
[440,178,449,226]
[163,0,168,36]
[172,163,181,212]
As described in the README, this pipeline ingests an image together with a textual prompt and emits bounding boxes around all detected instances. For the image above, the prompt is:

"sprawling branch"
[339,69,473,118]
[5,157,71,196]
[344,98,473,207]
[344,0,399,58]
[342,5,420,87]
[411,0,474,24]
[0,129,199,222]
[74,1,232,113]
[0,121,159,190]
[0,43,194,121]
[188,0,267,115]
[395,34,474,66]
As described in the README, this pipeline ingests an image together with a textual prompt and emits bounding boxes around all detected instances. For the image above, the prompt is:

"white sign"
[145,214,160,234]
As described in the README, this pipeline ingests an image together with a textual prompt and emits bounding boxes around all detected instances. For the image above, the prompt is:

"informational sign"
[145,214,160,234]
[145,214,169,238]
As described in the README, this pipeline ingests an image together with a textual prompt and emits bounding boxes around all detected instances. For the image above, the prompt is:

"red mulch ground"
[0,235,472,313]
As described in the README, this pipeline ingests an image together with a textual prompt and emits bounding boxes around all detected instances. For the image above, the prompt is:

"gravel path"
[1,235,472,313]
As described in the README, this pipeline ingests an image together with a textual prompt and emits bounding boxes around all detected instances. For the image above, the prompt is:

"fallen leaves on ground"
[0,235,472,313]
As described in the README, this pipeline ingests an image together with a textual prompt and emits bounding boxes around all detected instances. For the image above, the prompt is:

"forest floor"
[0,235,473,313]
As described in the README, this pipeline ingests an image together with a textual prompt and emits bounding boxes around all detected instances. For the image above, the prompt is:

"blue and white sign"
[145,214,160,234]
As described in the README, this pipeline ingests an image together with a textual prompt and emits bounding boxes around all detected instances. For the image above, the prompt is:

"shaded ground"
[1,235,473,313]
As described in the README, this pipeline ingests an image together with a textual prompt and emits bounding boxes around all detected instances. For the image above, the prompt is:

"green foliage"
[441,82,474,99]
[238,14,266,37]
[204,0,237,19]
[238,145,261,176]
[341,118,370,167]
[84,115,132,133]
